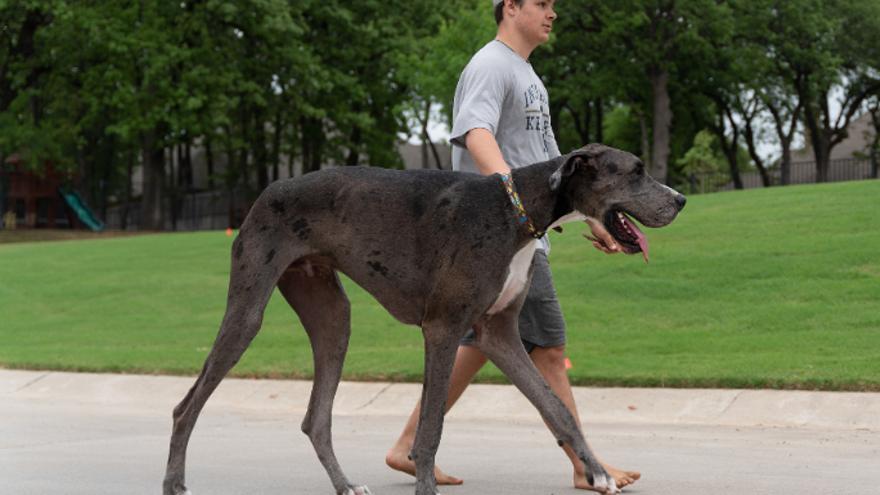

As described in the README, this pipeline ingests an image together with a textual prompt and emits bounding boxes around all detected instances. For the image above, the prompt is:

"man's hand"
[584,217,621,254]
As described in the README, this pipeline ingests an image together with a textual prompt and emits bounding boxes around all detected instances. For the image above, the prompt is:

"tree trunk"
[649,68,672,184]
[300,116,324,174]
[0,151,8,222]
[742,119,771,187]
[714,103,743,190]
[869,106,879,179]
[721,131,743,190]
[181,139,193,190]
[595,97,604,143]
[346,126,361,166]
[420,100,430,169]
[271,108,284,182]
[565,102,590,145]
[253,112,269,191]
[637,110,651,168]
[205,136,215,190]
[140,130,165,230]
[424,127,444,169]
[871,146,878,179]
[780,145,793,185]
[99,133,116,220]
[724,146,743,190]
[121,150,134,230]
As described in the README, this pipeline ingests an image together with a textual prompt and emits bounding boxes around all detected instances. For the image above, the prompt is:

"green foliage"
[599,105,641,154]
[538,0,736,176]
[2,181,879,390]
[2,0,879,225]
[677,131,726,176]
[0,0,462,219]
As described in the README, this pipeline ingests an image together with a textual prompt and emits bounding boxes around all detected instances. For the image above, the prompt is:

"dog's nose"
[675,194,687,210]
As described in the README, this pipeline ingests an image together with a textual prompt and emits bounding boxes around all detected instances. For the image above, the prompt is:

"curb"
[3,369,878,430]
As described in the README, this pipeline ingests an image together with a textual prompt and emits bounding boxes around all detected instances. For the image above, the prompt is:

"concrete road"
[2,370,878,495]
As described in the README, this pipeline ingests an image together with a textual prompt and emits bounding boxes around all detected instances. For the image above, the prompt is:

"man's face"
[510,0,557,45]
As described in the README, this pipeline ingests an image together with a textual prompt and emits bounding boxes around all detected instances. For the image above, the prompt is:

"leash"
[498,172,544,239]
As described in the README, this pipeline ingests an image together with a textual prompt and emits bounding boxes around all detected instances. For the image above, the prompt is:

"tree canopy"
[2,0,878,229]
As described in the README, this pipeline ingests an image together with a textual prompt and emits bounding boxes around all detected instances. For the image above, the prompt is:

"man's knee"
[530,345,567,373]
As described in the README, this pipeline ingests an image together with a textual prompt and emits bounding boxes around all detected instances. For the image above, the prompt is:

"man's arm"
[464,128,510,176]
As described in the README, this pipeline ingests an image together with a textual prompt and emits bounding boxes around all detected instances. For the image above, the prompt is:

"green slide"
[59,189,105,232]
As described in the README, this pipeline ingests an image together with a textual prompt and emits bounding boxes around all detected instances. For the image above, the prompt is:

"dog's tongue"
[621,215,650,263]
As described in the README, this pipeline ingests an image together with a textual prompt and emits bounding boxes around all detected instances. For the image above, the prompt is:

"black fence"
[104,188,250,231]
[101,158,877,231]
[682,158,878,195]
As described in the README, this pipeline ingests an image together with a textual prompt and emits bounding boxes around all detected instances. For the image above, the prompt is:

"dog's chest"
[487,240,537,315]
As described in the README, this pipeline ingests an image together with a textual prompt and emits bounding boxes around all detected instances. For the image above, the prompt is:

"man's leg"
[385,344,488,484]
[530,345,641,490]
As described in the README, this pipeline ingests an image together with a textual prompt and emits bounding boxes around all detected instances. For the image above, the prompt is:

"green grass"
[1,180,879,390]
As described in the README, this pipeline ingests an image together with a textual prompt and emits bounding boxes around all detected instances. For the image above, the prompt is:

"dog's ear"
[549,146,601,191]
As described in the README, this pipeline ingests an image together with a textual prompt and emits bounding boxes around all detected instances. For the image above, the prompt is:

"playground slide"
[60,189,105,232]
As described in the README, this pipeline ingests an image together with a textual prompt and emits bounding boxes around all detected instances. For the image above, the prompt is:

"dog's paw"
[583,458,620,494]
[592,474,620,494]
[340,485,371,495]
[164,480,192,495]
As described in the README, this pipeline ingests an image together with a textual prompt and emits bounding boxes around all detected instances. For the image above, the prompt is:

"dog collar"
[498,173,544,239]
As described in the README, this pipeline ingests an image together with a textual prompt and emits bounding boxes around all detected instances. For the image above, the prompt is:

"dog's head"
[550,143,686,257]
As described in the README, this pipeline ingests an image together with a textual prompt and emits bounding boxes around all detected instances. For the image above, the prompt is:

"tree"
[547,0,732,185]
[783,0,880,182]
[867,96,880,179]
[397,0,492,168]
[732,0,806,185]
[0,1,68,172]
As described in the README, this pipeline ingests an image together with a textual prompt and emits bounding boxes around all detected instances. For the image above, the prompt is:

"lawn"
[1,180,878,390]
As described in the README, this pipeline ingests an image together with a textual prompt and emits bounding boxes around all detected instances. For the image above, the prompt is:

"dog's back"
[245,167,511,325]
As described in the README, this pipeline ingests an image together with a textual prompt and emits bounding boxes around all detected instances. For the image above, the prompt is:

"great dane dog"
[163,143,686,495]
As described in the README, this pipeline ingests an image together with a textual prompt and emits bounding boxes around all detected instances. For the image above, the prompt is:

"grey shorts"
[461,249,566,353]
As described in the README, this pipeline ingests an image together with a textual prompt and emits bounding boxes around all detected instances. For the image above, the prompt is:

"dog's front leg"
[476,307,619,494]
[411,319,470,495]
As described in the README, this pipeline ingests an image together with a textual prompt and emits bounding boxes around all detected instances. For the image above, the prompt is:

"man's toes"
[435,469,463,486]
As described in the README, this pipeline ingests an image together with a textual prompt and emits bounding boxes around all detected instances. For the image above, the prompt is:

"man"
[386,0,641,490]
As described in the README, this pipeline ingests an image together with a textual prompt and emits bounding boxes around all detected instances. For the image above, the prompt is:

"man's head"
[493,0,522,24]
[494,0,557,46]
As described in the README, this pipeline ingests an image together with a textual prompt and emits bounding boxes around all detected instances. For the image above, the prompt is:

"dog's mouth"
[605,209,649,262]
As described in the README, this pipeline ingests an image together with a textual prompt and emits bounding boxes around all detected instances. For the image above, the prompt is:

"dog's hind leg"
[475,306,619,494]
[164,234,293,495]
[276,267,370,495]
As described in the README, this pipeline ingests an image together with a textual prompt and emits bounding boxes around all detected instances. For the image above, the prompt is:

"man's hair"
[495,0,526,25]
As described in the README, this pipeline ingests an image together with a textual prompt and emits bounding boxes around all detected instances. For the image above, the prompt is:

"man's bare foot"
[385,449,464,485]
[574,463,640,491]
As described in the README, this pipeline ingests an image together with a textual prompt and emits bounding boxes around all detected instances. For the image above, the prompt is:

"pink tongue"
[621,215,650,263]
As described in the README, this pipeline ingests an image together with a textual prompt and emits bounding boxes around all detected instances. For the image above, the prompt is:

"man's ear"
[548,146,600,191]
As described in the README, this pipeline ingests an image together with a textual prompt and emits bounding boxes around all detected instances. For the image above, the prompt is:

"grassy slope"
[1,180,878,390]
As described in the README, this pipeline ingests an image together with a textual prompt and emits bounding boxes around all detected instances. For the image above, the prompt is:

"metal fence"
[103,158,877,231]
[104,189,246,231]
[682,158,877,195]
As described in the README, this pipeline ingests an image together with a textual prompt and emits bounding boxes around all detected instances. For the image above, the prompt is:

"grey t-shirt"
[450,39,561,250]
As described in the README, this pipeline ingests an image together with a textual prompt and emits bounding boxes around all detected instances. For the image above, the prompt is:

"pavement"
[2,369,879,494]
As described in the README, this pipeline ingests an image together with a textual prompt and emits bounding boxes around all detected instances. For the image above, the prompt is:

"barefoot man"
[386,0,641,491]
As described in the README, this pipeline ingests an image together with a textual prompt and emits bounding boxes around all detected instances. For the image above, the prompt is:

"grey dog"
[163,143,686,495]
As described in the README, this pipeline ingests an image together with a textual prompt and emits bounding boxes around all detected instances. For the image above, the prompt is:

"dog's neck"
[509,158,575,236]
